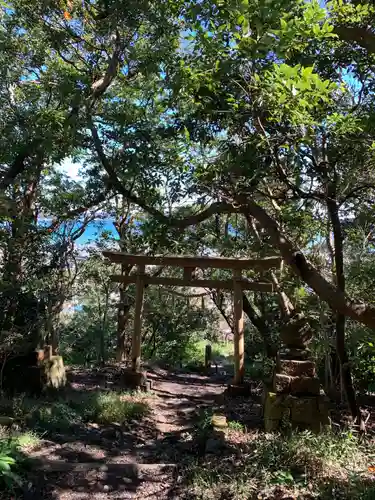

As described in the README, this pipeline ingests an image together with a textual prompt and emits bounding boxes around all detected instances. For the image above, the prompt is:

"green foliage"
[0,441,23,492]
[227,420,245,432]
[27,402,83,432]
[185,430,375,499]
[69,392,149,425]
[0,431,39,494]
[0,390,149,436]
[260,63,338,127]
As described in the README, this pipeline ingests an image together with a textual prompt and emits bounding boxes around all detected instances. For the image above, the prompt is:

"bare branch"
[90,30,122,100]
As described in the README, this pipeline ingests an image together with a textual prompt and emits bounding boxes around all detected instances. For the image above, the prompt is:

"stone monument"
[264,313,330,432]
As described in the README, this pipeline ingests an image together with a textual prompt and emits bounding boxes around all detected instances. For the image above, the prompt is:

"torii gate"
[103,252,281,385]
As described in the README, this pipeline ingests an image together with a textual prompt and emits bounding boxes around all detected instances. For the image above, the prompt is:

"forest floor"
[3,365,375,499]
[20,365,235,499]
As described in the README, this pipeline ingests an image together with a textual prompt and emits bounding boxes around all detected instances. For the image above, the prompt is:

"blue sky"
[58,158,82,181]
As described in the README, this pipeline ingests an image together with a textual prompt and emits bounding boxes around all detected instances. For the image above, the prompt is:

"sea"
[38,218,119,245]
[74,219,118,244]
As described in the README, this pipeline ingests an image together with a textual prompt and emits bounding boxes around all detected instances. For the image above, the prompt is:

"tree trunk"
[242,294,277,357]
[100,290,110,366]
[248,216,294,318]
[46,300,58,354]
[236,196,375,329]
[327,198,364,429]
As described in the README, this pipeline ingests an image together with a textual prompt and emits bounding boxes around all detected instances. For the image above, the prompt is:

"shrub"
[67,391,149,425]
[89,393,148,425]
[27,402,83,432]
[0,432,40,495]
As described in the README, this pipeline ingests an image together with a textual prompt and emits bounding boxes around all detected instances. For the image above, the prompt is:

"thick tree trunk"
[236,196,375,329]
[327,198,364,429]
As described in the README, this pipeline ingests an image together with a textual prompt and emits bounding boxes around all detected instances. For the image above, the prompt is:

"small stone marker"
[211,414,227,429]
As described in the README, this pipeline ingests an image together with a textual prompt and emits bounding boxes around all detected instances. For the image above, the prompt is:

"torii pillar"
[132,265,145,372]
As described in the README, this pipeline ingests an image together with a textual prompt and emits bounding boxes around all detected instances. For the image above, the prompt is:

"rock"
[43,356,67,389]
[0,416,15,426]
[279,360,316,377]
[289,396,318,423]
[263,392,330,433]
[121,369,151,391]
[273,374,292,393]
[263,392,284,420]
[280,316,313,348]
[225,383,253,397]
[211,415,227,428]
[290,376,320,396]
[279,348,311,360]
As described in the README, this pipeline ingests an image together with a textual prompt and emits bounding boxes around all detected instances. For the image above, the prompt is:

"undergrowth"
[0,431,40,496]
[0,390,150,434]
[183,429,375,499]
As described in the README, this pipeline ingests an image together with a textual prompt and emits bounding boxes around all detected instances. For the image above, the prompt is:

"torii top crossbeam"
[102,251,282,270]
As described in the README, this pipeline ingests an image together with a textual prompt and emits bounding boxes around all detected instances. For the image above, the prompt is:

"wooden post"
[205,344,212,370]
[233,269,245,385]
[132,264,145,372]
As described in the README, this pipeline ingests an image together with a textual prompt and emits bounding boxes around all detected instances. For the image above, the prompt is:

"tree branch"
[0,140,42,190]
[88,115,237,228]
[340,183,375,205]
[233,194,375,329]
[90,29,122,101]
[334,26,375,54]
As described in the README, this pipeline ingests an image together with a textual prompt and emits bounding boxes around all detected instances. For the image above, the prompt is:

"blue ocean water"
[38,218,119,245]
[75,219,118,244]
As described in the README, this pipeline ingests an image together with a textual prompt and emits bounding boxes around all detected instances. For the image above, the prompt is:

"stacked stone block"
[264,314,330,432]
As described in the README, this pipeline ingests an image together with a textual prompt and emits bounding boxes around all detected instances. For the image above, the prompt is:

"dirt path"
[25,367,228,499]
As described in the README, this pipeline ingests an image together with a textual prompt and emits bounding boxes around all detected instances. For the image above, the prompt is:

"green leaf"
[302,66,314,79]
[0,460,11,471]
[183,126,190,142]
[312,24,320,36]
[237,14,245,25]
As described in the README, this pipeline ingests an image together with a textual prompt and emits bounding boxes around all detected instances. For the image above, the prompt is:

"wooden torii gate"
[103,252,281,385]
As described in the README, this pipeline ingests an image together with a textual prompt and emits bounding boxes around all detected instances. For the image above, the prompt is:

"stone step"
[28,459,177,479]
